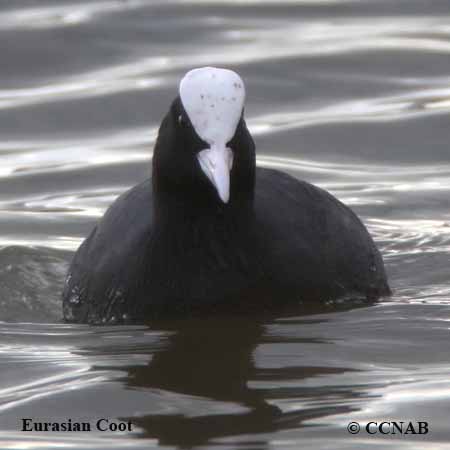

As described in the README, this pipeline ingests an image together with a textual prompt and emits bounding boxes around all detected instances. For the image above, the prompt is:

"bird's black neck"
[144,113,260,304]
[150,109,256,225]
[143,192,262,308]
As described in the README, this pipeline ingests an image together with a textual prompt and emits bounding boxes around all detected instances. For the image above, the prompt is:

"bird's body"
[62,67,390,324]
[63,167,389,323]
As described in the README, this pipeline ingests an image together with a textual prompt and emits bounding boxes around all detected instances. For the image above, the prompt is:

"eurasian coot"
[63,67,390,324]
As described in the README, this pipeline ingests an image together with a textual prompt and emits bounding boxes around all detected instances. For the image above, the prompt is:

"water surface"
[1,0,449,448]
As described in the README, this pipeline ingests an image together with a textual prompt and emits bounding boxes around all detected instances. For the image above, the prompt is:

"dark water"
[1,0,450,448]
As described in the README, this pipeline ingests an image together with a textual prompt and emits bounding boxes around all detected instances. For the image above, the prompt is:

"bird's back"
[254,167,390,300]
[63,170,389,323]
[63,179,154,323]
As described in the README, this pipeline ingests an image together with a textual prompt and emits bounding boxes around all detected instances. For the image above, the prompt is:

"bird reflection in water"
[113,303,367,447]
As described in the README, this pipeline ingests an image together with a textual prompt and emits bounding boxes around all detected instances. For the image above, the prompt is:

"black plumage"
[62,95,390,324]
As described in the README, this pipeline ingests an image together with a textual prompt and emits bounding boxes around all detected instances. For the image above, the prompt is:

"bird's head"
[152,67,255,211]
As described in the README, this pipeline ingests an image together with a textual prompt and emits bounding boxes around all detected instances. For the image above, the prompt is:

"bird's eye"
[178,114,188,127]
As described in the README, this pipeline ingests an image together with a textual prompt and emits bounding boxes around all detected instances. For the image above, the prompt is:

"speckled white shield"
[179,67,246,203]
[179,67,245,147]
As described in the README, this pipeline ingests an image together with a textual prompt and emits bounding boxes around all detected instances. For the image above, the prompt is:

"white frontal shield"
[179,67,246,203]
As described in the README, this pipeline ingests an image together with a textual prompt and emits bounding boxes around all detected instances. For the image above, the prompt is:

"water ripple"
[1,1,450,447]
[0,1,150,30]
